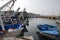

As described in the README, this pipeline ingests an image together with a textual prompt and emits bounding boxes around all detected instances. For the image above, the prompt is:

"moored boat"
[37,24,59,39]
[0,0,29,37]
[0,23,23,36]
[56,20,60,25]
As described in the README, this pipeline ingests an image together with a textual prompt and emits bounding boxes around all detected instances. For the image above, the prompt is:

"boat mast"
[0,15,5,30]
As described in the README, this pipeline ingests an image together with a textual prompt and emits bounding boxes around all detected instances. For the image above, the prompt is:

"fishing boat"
[37,24,59,39]
[0,23,23,35]
[0,0,29,37]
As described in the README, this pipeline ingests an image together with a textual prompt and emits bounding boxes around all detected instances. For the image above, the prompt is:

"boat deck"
[0,36,34,40]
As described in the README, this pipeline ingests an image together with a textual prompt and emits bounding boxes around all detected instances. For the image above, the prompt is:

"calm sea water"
[24,18,59,40]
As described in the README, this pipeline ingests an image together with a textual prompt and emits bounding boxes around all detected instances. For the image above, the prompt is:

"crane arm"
[0,0,16,10]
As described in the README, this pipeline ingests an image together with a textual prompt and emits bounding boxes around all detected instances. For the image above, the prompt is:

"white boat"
[0,0,29,37]
[56,20,60,24]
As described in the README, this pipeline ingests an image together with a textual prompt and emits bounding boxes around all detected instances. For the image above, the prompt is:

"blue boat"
[37,24,59,39]
[0,23,23,36]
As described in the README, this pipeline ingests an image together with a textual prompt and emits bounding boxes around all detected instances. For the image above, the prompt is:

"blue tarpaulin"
[0,23,23,31]
[44,24,57,28]
[37,24,57,29]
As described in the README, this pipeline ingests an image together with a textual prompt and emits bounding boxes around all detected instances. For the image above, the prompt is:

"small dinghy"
[37,24,59,39]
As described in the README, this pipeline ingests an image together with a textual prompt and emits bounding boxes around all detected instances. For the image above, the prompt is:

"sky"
[0,0,60,16]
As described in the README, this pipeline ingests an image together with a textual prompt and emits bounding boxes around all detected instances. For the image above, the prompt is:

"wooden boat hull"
[37,29,59,39]
[5,28,23,37]
[0,23,24,36]
[37,24,59,39]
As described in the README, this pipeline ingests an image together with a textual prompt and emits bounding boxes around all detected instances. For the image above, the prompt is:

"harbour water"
[24,18,60,40]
